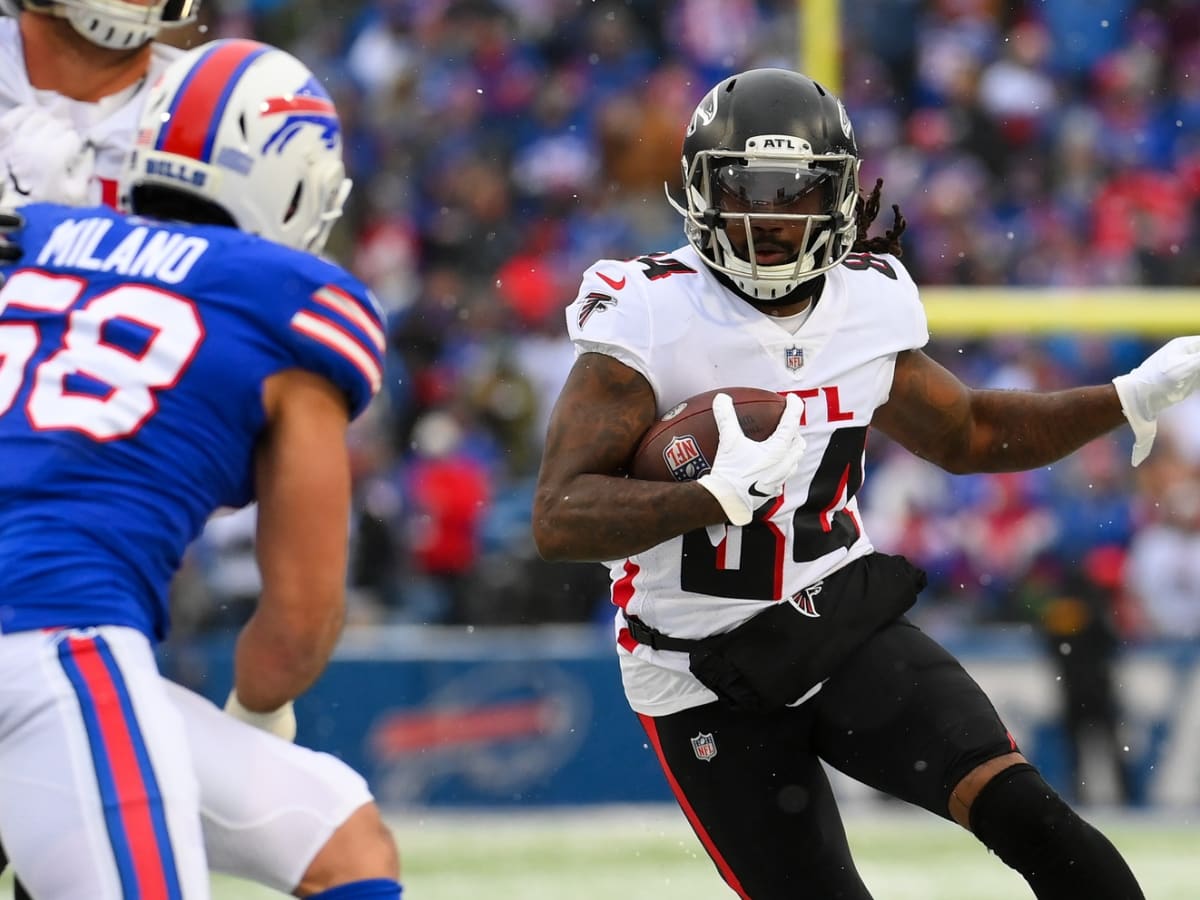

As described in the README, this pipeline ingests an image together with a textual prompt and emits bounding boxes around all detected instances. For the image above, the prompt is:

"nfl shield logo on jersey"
[785,346,805,370]
[691,732,718,762]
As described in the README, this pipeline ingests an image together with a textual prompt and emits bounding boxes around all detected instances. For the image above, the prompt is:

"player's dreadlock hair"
[851,178,906,257]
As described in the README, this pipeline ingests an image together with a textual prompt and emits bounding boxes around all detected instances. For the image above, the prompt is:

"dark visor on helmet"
[712,163,836,212]
[164,0,202,23]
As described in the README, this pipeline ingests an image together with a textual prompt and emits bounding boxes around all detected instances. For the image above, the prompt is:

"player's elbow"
[531,489,572,562]
[262,589,345,675]
[928,433,999,475]
[271,627,341,695]
[932,451,975,475]
[531,513,567,562]
[915,430,980,475]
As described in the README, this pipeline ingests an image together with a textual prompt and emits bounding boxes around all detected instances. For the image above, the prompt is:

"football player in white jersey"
[533,68,1200,898]
[0,0,197,209]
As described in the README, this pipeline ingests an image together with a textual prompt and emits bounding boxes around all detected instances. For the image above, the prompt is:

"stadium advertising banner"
[164,626,1200,809]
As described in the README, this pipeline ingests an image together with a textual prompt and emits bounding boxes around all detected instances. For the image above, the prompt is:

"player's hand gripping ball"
[630,387,787,482]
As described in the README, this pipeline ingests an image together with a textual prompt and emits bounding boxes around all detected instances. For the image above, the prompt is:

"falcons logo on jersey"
[577,291,617,329]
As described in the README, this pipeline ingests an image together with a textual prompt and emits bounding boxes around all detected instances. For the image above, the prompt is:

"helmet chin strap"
[713,268,825,309]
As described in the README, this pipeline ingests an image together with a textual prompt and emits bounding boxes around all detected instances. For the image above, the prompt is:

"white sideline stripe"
[290,310,382,394]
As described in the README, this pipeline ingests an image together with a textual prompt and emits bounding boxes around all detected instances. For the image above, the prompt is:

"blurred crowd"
[169,0,1200,648]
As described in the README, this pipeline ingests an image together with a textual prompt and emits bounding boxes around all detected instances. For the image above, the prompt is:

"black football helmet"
[668,68,860,301]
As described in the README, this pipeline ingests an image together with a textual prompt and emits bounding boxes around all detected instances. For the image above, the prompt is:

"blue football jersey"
[0,203,385,640]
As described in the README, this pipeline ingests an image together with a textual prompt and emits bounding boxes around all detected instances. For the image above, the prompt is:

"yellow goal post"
[921,288,1200,337]
[795,2,1200,339]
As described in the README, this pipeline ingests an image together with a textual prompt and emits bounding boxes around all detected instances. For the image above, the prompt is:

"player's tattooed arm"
[874,349,1127,474]
[533,352,726,562]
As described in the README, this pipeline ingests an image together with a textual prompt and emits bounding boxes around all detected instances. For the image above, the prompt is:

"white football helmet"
[6,0,200,50]
[128,38,352,254]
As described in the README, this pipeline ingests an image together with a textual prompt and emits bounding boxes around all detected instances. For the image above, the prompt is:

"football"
[629,387,787,482]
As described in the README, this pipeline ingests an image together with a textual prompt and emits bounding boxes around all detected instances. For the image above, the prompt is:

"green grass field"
[200,804,1193,899]
[3,804,1193,898]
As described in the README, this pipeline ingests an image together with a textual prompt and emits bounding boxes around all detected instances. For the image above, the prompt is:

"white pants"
[0,626,373,899]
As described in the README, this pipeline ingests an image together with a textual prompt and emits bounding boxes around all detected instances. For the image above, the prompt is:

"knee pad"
[968,763,1143,900]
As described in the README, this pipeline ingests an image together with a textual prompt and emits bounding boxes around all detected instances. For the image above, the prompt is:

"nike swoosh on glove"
[698,392,806,526]
[1112,336,1200,466]
[0,104,95,207]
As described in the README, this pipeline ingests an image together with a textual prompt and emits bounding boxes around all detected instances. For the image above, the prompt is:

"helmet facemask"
[288,154,353,255]
[31,0,200,49]
[671,142,860,301]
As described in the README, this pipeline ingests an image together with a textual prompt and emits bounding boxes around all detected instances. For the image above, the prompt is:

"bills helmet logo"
[576,291,616,329]
[663,435,711,481]
[691,732,718,761]
[262,77,341,154]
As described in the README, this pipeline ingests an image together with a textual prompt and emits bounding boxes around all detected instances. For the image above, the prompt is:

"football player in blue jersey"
[0,2,208,893]
[0,38,402,899]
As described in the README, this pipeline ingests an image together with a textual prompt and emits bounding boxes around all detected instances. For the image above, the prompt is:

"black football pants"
[639,618,1016,899]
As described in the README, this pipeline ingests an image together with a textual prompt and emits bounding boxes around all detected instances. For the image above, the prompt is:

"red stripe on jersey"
[312,285,385,351]
[616,627,639,654]
[290,310,382,394]
[611,559,638,611]
[845,506,862,542]
[637,713,750,899]
[67,636,173,899]
[762,494,788,600]
[157,40,263,161]
[818,465,852,532]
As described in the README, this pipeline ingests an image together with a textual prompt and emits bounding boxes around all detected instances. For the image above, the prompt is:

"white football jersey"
[566,244,930,715]
[0,17,179,207]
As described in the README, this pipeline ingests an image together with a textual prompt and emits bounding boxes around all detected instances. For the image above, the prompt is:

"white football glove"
[224,690,297,742]
[698,392,805,526]
[1112,336,1200,466]
[0,104,95,207]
